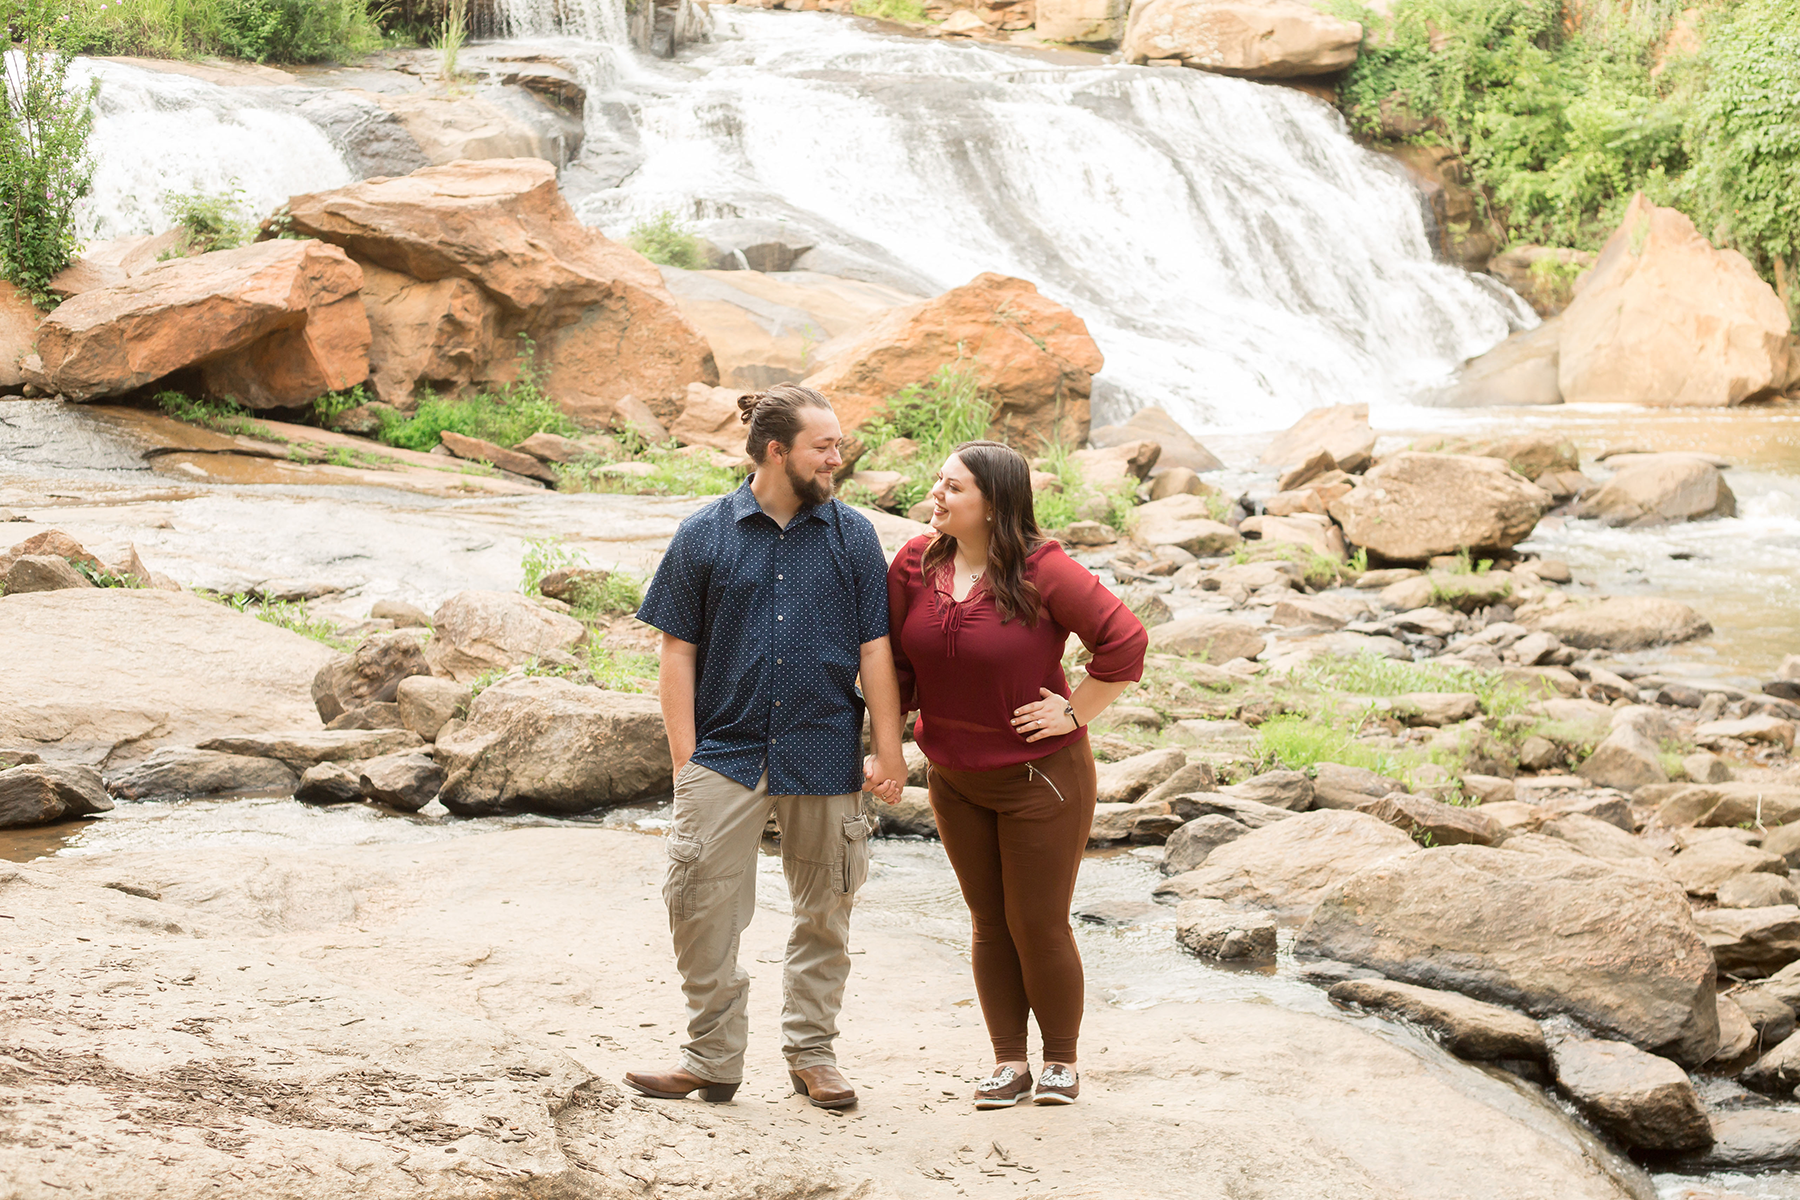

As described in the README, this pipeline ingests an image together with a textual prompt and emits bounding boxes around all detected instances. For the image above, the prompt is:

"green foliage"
[70,558,142,588]
[1681,0,1800,316]
[570,573,643,618]
[583,642,658,692]
[0,1,99,306]
[554,443,743,499]
[375,339,578,451]
[852,0,928,20]
[520,536,582,597]
[1231,540,1354,590]
[859,363,1000,513]
[626,210,704,270]
[311,383,366,426]
[203,590,354,650]
[155,389,277,439]
[163,184,255,252]
[57,0,385,62]
[1030,439,1140,534]
[434,0,467,80]
[1300,651,1534,724]
[1255,715,1420,779]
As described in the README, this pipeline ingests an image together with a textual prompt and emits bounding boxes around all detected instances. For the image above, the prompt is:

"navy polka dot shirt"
[637,477,891,797]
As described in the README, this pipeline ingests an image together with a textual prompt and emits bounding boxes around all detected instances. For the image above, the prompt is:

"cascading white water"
[485,0,631,45]
[569,11,1530,430]
[71,59,354,246]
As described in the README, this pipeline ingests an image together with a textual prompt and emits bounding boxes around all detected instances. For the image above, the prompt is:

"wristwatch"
[1064,702,1080,728]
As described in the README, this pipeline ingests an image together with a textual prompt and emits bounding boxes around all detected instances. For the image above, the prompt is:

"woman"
[882,440,1147,1108]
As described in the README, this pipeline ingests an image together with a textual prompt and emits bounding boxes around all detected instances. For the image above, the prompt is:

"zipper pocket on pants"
[1027,763,1068,805]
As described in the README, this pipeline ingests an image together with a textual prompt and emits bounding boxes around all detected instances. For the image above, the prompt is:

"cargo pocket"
[664,838,703,922]
[841,815,870,896]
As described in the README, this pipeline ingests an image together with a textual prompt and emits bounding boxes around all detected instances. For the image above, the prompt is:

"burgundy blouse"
[887,535,1148,773]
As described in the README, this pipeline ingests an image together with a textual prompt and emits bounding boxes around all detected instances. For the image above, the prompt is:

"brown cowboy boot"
[623,1067,739,1102]
[789,1064,857,1109]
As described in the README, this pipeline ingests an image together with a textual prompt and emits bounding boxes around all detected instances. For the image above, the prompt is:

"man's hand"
[863,752,905,804]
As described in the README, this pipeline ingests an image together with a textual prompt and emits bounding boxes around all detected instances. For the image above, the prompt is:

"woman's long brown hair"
[922,440,1048,626]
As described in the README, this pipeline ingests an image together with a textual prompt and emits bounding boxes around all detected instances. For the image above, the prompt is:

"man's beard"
[786,457,833,507]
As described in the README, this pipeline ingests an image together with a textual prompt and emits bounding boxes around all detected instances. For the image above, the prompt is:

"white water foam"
[485,0,630,44]
[72,58,353,246]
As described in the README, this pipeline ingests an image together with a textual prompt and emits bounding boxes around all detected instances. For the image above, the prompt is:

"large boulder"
[1527,596,1710,651]
[281,159,718,422]
[1423,319,1563,408]
[660,266,922,392]
[1327,453,1550,562]
[0,589,336,763]
[1547,1036,1712,1152]
[1147,614,1267,664]
[425,590,588,683]
[197,728,423,770]
[1094,747,1188,804]
[1356,792,1507,847]
[1559,194,1791,407]
[1259,404,1375,473]
[105,748,298,802]
[1122,0,1362,76]
[436,676,672,814]
[0,280,41,389]
[1158,809,1417,920]
[1132,493,1240,556]
[1297,845,1721,1065]
[1405,433,1578,482]
[802,272,1103,449]
[311,630,432,723]
[1036,0,1129,41]
[1329,978,1547,1061]
[1574,454,1736,526]
[1089,405,1223,474]
[0,763,112,828]
[1695,906,1800,977]
[24,238,370,406]
[356,262,499,410]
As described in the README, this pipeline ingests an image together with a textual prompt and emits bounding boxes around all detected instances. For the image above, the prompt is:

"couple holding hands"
[624,383,1147,1111]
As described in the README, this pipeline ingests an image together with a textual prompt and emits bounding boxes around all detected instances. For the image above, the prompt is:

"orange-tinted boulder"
[0,281,40,390]
[25,239,369,406]
[803,273,1102,449]
[280,159,716,420]
[359,263,499,410]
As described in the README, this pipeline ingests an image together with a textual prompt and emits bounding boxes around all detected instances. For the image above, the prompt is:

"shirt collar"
[731,475,834,527]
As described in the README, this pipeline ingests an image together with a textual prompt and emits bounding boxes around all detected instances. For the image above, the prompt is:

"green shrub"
[1255,715,1420,778]
[59,0,384,62]
[163,185,256,253]
[156,389,279,439]
[856,364,998,513]
[569,573,643,619]
[583,642,659,692]
[852,0,929,20]
[554,445,742,498]
[311,383,367,426]
[376,339,579,451]
[626,211,704,270]
[0,2,99,306]
[520,536,583,596]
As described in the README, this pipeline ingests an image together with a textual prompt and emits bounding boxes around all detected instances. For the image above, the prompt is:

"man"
[626,382,907,1110]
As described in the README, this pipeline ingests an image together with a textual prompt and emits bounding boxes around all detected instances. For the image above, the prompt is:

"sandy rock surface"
[3,826,1651,1200]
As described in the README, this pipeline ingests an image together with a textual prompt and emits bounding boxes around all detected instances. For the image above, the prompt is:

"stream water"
[14,4,1800,1195]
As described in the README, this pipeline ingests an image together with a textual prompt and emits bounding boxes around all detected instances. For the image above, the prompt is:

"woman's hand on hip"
[1012,687,1077,743]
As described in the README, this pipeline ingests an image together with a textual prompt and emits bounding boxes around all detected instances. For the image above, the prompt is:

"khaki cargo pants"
[663,762,871,1085]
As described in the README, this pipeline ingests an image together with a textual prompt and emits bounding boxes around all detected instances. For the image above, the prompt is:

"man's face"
[777,407,843,507]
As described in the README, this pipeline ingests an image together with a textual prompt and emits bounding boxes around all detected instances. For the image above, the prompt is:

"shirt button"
[770,738,777,745]
[777,615,784,621]
[778,574,784,580]
[777,658,783,665]
[774,700,782,707]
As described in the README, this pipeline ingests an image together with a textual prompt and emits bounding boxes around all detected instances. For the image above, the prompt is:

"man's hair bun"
[736,391,767,425]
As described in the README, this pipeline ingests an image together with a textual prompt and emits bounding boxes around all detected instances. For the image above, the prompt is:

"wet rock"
[1297,845,1721,1065]
[1094,747,1187,805]
[1156,810,1417,919]
[1696,714,1797,750]
[804,272,1100,448]
[1717,993,1759,1061]
[1147,614,1267,664]
[1073,899,1155,926]
[874,786,938,838]
[1741,1030,1800,1094]
[1719,873,1800,910]
[0,763,112,828]
[425,590,587,683]
[1174,900,1277,961]
[0,589,337,764]
[1221,770,1313,811]
[1132,493,1240,556]
[436,676,671,815]
[1577,454,1736,526]
[294,760,365,806]
[1089,404,1223,474]
[1356,792,1506,847]
[198,729,424,771]
[105,748,298,802]
[395,676,470,742]
[1161,814,1252,874]
[358,751,445,812]
[1669,841,1787,897]
[1578,723,1668,792]
[1259,403,1376,473]
[1673,1110,1800,1170]
[1391,692,1480,727]
[1682,752,1733,784]
[1327,453,1550,563]
[1329,978,1546,1061]
[1559,194,1791,408]
[1732,989,1797,1050]
[1529,596,1711,651]
[25,239,369,406]
[1311,762,1407,811]
[1547,1035,1711,1151]
[1695,906,1800,976]
[283,159,716,421]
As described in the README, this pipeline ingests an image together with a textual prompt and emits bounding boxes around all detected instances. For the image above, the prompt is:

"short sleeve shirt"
[636,477,891,796]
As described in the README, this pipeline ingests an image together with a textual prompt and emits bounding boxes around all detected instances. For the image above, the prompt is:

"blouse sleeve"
[1036,545,1147,683]
[886,536,929,712]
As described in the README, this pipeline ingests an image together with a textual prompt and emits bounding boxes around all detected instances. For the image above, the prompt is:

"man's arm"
[660,633,700,776]
[859,636,906,802]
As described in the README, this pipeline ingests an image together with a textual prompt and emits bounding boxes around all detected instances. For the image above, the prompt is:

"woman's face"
[928,453,992,542]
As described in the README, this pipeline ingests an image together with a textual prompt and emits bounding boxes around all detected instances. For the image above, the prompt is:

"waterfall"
[569,11,1530,430]
[483,0,631,43]
[72,59,354,247]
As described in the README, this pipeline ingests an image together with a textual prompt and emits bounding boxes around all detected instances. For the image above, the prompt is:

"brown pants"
[927,735,1097,1063]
